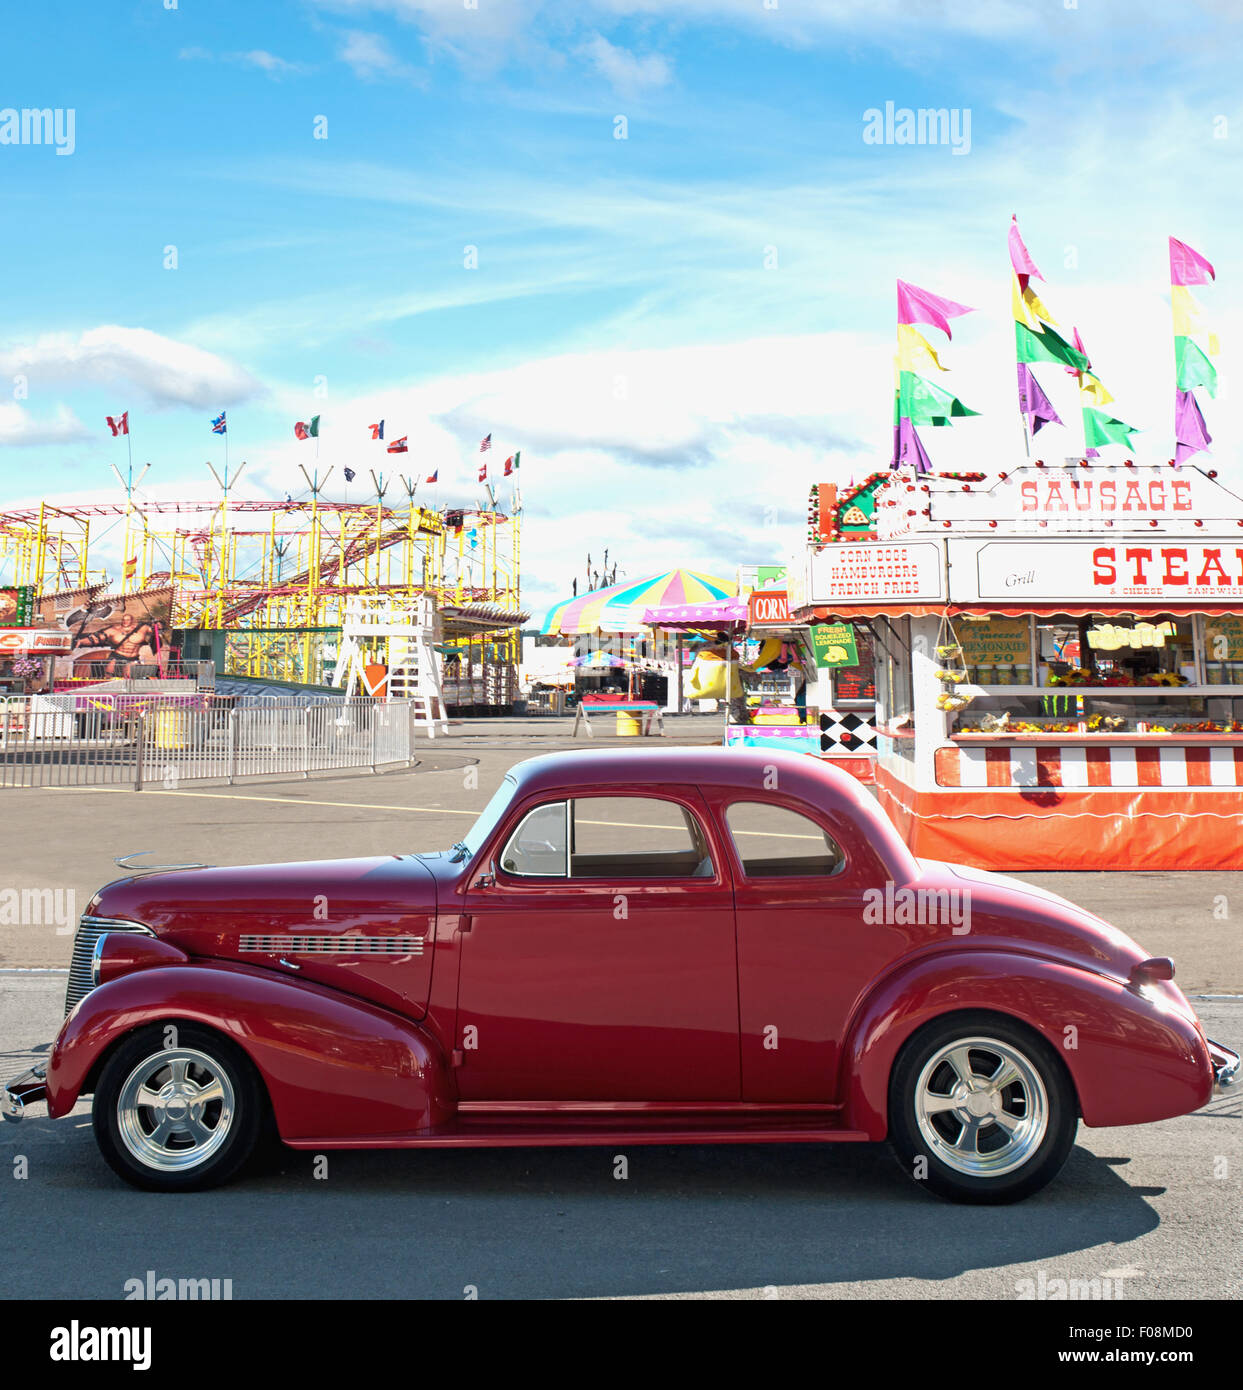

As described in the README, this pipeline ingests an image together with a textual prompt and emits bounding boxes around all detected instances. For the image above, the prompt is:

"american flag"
[479,433,491,453]
[211,412,227,434]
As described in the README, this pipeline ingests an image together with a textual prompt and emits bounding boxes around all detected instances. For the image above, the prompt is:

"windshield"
[454,775,518,861]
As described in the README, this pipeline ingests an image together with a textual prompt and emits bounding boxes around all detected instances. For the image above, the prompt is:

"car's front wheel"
[889,1013,1077,1204]
[93,1024,265,1191]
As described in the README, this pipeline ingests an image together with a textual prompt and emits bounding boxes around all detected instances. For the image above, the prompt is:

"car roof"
[500,749,918,882]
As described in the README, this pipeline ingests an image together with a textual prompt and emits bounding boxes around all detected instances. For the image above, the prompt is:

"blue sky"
[1,0,1240,613]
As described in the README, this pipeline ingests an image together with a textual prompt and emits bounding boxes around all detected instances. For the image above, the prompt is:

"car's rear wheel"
[889,1013,1077,1204]
[93,1024,264,1192]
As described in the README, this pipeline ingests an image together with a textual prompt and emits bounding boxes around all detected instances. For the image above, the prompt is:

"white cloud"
[0,403,90,447]
[179,47,311,76]
[0,327,263,411]
[581,34,671,98]
[339,30,423,83]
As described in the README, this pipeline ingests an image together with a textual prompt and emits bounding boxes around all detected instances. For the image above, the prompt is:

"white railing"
[0,692,420,790]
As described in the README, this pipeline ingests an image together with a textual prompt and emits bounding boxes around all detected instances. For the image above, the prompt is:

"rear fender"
[839,950,1212,1139]
[48,961,453,1141]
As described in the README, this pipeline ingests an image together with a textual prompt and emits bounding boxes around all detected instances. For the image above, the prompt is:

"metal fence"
[0,692,421,789]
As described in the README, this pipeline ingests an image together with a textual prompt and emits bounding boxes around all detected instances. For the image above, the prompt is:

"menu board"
[958,618,1030,667]
[1206,616,1243,660]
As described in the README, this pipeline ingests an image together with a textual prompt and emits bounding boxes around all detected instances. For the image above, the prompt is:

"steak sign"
[977,541,1243,601]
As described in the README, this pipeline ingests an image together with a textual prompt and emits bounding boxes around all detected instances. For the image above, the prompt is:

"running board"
[285,1114,871,1150]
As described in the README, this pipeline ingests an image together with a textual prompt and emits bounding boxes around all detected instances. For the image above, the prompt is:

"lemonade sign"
[810,622,859,669]
[957,617,1029,668]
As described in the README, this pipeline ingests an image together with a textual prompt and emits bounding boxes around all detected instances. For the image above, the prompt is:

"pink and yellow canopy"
[541,569,736,636]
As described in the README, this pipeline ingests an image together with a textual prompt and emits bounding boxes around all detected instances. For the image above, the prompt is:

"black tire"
[93,1023,266,1192]
[888,1012,1078,1205]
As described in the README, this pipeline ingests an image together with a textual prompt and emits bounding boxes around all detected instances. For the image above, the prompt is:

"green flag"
[1015,321,1090,371]
[897,371,979,427]
[1083,406,1139,451]
[1175,337,1217,397]
[308,415,320,437]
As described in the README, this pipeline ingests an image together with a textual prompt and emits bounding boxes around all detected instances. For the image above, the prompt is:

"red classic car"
[5,748,1237,1202]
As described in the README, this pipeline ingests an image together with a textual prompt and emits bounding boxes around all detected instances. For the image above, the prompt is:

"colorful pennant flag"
[1014,320,1089,370]
[294,416,320,440]
[1083,408,1140,453]
[891,280,977,473]
[211,412,227,434]
[386,436,408,453]
[1170,236,1216,464]
[1016,363,1062,436]
[368,421,384,441]
[106,412,129,436]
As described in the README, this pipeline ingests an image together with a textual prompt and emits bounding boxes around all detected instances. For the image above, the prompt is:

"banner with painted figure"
[38,587,172,679]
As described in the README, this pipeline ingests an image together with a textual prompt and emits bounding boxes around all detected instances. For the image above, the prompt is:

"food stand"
[787,460,1243,870]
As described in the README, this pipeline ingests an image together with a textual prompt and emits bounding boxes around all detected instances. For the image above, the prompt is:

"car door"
[718,794,907,1103]
[454,789,741,1102]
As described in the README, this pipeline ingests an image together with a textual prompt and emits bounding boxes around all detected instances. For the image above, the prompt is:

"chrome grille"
[66,916,155,1015]
[239,933,424,956]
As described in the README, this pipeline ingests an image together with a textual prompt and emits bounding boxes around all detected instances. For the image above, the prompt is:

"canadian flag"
[106,412,129,436]
[386,436,408,454]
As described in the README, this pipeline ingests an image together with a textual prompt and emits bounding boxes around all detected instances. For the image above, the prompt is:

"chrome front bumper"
[1208,1037,1239,1094]
[2,1062,47,1122]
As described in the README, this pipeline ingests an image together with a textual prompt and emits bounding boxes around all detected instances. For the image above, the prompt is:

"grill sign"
[977,542,1243,600]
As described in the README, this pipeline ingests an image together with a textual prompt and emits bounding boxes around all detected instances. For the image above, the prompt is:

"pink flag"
[1169,236,1215,286]
[1174,388,1211,465]
[1063,325,1091,376]
[1009,215,1043,282]
[896,280,975,338]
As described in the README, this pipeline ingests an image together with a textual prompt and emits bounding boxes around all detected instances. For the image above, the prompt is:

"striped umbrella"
[541,569,736,635]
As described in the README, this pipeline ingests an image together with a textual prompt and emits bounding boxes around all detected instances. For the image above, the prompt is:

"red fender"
[838,950,1213,1140]
[48,962,454,1141]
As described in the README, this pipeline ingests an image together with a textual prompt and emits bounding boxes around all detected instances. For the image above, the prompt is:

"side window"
[568,797,714,879]
[500,801,568,877]
[724,801,845,878]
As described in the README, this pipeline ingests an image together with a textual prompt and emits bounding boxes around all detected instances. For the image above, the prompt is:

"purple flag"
[1009,215,1043,282]
[1169,236,1215,287]
[891,416,933,474]
[1017,363,1062,436]
[1174,388,1211,466]
[896,279,975,339]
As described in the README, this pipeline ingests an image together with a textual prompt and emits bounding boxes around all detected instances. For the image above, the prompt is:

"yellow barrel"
[616,710,642,737]
[152,707,189,750]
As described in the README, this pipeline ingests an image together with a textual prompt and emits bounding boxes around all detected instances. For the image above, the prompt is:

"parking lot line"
[42,787,479,815]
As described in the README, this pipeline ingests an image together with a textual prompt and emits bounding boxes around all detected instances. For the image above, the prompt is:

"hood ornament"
[114,851,211,873]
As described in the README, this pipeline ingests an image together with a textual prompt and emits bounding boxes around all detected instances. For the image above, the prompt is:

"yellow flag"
[1209,332,1221,357]
[1011,274,1057,330]
[1079,374,1113,406]
[896,323,947,372]
[1171,285,1203,336]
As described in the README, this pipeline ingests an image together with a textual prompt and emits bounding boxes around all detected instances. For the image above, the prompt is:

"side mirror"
[477,861,498,888]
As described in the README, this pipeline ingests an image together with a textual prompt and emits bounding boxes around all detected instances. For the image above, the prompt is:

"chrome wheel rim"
[915,1036,1048,1178]
[116,1047,235,1172]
